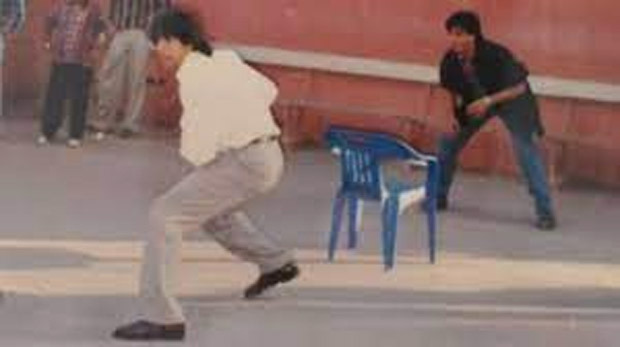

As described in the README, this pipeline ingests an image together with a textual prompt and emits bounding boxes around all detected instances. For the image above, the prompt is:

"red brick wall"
[3,0,178,126]
[5,0,620,186]
[4,0,51,103]
[178,0,620,84]
[176,0,620,187]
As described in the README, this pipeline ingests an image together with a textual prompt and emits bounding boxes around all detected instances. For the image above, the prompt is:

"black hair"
[149,9,213,56]
[444,10,483,39]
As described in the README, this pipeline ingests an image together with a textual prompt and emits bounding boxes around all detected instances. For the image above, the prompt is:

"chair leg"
[382,197,399,270]
[426,161,439,264]
[347,197,362,249]
[426,198,437,264]
[328,191,346,262]
[387,199,400,270]
[381,201,391,268]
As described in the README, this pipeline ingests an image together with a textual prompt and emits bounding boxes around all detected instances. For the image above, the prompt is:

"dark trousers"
[437,115,554,219]
[41,63,93,140]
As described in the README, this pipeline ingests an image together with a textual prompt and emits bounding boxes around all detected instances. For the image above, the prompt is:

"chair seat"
[383,179,426,215]
[325,126,439,268]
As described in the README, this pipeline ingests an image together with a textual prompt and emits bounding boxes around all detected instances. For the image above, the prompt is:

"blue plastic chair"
[325,126,439,269]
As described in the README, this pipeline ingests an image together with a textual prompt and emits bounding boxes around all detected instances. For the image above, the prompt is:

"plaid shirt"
[46,2,106,64]
[109,0,171,31]
[1,0,26,34]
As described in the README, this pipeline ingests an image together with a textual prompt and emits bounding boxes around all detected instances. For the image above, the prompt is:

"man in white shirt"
[113,10,299,341]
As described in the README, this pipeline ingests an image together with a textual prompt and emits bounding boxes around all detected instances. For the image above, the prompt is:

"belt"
[247,135,279,147]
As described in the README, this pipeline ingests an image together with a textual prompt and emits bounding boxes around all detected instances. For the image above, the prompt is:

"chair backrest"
[325,126,431,200]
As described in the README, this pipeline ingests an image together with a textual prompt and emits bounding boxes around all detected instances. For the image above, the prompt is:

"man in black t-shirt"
[437,10,556,230]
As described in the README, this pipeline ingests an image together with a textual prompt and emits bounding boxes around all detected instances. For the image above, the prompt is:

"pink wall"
[179,0,620,83]
[5,0,620,186]
[175,0,620,186]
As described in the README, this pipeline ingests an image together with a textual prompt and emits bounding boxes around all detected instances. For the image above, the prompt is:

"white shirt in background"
[176,49,281,166]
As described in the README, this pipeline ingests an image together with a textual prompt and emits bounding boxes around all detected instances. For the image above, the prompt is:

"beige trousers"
[92,30,151,132]
[139,140,293,323]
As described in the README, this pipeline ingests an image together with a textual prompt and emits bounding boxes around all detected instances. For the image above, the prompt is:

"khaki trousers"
[92,30,150,132]
[139,140,293,323]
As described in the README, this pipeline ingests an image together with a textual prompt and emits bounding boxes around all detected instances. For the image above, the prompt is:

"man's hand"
[3,19,18,34]
[97,33,107,46]
[466,96,493,117]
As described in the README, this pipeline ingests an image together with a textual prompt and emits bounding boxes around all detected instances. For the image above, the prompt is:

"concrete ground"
[1,116,620,346]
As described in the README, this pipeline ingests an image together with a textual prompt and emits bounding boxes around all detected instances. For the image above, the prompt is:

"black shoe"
[436,196,448,211]
[244,262,300,299]
[86,124,107,133]
[117,128,137,139]
[112,320,185,341]
[536,215,557,231]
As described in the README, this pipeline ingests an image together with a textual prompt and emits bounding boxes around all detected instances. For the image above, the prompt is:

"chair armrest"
[403,158,428,168]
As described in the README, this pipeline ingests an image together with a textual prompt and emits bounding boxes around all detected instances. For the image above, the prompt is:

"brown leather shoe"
[244,262,300,299]
[112,320,185,341]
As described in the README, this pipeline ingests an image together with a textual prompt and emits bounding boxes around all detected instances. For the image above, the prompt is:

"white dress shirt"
[176,49,281,166]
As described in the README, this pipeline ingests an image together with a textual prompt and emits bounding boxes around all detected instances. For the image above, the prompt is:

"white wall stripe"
[219,43,620,104]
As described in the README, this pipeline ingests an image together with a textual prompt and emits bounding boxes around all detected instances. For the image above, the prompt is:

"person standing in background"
[90,0,172,139]
[37,0,107,148]
[0,0,26,118]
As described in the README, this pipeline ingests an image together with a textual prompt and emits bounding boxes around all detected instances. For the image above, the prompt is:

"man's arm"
[14,0,26,32]
[43,5,59,50]
[107,0,120,31]
[440,53,471,128]
[489,82,527,103]
[90,3,113,46]
[3,0,26,33]
[154,0,173,13]
[177,75,219,166]
[466,81,527,116]
[449,92,472,129]
[467,43,531,117]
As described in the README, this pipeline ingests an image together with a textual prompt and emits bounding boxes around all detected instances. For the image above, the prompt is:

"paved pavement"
[1,116,620,346]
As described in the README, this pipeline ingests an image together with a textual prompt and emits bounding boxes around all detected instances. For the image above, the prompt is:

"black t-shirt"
[440,39,544,136]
